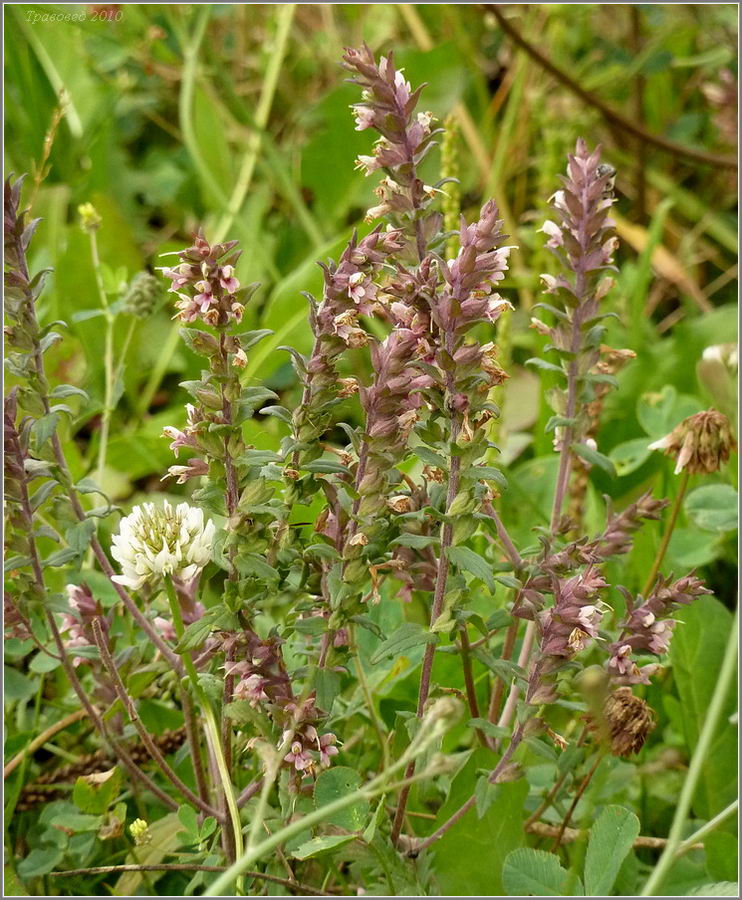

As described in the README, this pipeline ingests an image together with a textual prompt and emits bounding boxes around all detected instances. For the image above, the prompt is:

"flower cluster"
[598,490,669,559]
[160,233,245,326]
[111,501,214,591]
[283,725,339,776]
[529,567,608,704]
[648,409,737,475]
[532,141,619,455]
[343,44,439,235]
[607,574,711,684]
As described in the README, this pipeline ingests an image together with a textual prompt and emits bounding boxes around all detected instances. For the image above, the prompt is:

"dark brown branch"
[488,5,738,169]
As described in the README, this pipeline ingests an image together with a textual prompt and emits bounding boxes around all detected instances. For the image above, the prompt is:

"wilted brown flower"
[591,687,656,757]
[648,409,736,475]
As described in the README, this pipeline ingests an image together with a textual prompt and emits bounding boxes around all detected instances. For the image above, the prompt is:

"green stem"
[675,799,738,858]
[209,726,447,895]
[640,605,738,896]
[213,3,295,244]
[163,577,244,886]
[641,470,690,597]
[87,228,115,490]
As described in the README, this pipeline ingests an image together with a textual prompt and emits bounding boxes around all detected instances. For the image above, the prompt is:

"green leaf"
[314,668,341,714]
[609,438,653,477]
[177,805,199,839]
[302,459,352,476]
[290,834,356,860]
[670,595,737,819]
[584,805,640,896]
[468,718,509,740]
[685,485,738,533]
[502,848,571,896]
[526,357,565,375]
[348,615,386,641]
[4,667,37,702]
[313,767,369,832]
[73,767,122,815]
[570,442,616,477]
[369,623,437,665]
[175,618,213,653]
[32,412,59,447]
[545,415,579,433]
[235,552,279,583]
[42,548,79,568]
[29,652,62,674]
[446,545,495,591]
[637,385,702,438]
[50,384,89,401]
[684,883,739,896]
[391,533,439,550]
[17,847,64,880]
[433,749,528,895]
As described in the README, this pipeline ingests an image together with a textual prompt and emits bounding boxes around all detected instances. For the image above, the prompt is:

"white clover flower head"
[110,500,215,590]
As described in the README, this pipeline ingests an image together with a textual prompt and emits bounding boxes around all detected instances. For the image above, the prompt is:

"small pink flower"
[319,733,339,768]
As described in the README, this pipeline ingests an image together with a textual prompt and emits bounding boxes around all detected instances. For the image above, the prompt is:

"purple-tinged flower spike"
[606,573,711,685]
[159,232,251,327]
[288,228,405,466]
[438,199,514,332]
[648,409,737,475]
[598,491,669,559]
[526,566,609,705]
[343,44,441,255]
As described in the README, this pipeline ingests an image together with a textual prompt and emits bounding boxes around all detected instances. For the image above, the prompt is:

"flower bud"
[123,272,161,319]
[78,202,101,232]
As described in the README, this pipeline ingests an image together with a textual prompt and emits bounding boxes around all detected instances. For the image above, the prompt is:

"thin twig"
[92,619,222,821]
[527,821,703,851]
[551,752,605,849]
[4,709,87,779]
[488,5,737,169]
[49,864,334,895]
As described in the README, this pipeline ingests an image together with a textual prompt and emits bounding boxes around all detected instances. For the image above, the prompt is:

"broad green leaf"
[609,438,652,477]
[446,545,496,591]
[17,847,64,880]
[290,834,356,860]
[685,485,738,533]
[670,595,737,819]
[369,623,436,666]
[684,883,739,896]
[584,805,640,896]
[705,832,739,883]
[313,767,369,832]
[502,848,572,896]
[431,749,528,896]
[73,767,122,815]
[637,385,701,438]
[4,667,37,702]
